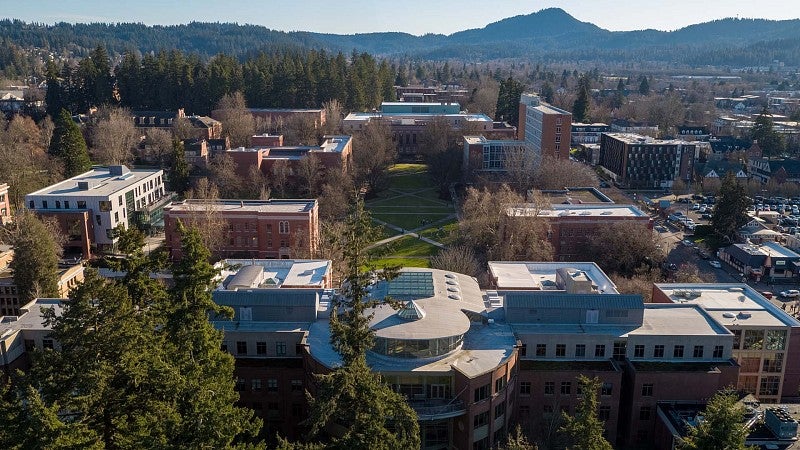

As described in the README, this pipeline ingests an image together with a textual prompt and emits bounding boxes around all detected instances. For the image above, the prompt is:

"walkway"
[367,214,455,250]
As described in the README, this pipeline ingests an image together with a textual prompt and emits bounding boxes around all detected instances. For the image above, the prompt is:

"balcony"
[408,398,466,420]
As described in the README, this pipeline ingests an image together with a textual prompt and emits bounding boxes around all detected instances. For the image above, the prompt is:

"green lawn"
[372,213,452,231]
[418,220,460,246]
[369,257,431,269]
[371,235,439,258]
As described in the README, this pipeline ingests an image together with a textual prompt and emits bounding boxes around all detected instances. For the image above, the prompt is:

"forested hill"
[1,8,800,66]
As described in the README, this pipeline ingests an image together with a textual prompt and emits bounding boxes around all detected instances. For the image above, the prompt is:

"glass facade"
[373,334,464,359]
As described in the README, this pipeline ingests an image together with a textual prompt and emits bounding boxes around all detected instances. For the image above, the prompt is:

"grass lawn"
[372,235,439,258]
[372,213,452,231]
[369,257,431,269]
[418,220,459,246]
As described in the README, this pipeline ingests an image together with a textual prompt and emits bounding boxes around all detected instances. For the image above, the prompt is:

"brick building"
[395,85,469,104]
[244,108,326,129]
[226,135,352,180]
[462,135,529,182]
[0,182,10,224]
[505,203,652,260]
[163,199,319,261]
[599,133,698,189]
[131,109,222,140]
[0,246,84,316]
[518,94,572,161]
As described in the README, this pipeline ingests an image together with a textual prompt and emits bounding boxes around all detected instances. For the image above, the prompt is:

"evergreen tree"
[49,109,92,178]
[165,223,262,448]
[559,376,613,450]
[680,390,750,450]
[751,107,786,157]
[169,139,190,195]
[496,76,525,126]
[304,199,420,449]
[573,75,591,123]
[710,173,751,246]
[638,76,651,95]
[540,82,554,104]
[3,210,60,301]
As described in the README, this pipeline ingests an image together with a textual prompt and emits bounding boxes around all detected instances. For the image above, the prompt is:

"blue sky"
[1,0,799,35]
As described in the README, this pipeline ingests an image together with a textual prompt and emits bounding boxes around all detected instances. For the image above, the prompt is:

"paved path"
[367,214,455,250]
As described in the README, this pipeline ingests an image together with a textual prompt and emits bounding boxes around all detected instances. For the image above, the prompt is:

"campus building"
[343,102,515,157]
[518,94,572,161]
[599,133,698,189]
[163,199,319,261]
[505,203,652,260]
[226,135,352,179]
[462,135,529,182]
[25,165,169,256]
[244,108,326,130]
[0,182,10,224]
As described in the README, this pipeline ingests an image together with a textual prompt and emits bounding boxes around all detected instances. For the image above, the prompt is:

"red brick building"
[518,93,572,161]
[243,108,326,129]
[163,199,319,261]
[226,135,352,179]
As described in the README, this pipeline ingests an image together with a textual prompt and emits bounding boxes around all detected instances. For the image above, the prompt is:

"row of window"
[528,343,724,359]
[472,400,506,430]
[234,378,303,393]
[521,380,655,398]
[31,199,88,210]
[226,340,288,356]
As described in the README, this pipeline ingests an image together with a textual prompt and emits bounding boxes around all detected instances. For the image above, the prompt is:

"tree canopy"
[710,173,751,247]
[49,109,92,178]
[680,390,750,450]
[559,376,613,450]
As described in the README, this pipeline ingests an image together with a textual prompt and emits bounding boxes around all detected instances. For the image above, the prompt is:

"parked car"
[780,290,800,298]
[761,291,774,299]
[682,239,694,247]
[708,260,722,268]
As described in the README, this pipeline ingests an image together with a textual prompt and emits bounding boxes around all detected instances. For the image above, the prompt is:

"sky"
[2,0,799,35]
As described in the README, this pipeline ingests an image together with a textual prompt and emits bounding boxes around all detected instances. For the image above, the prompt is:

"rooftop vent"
[108,165,131,176]
[77,181,93,190]
[737,311,752,319]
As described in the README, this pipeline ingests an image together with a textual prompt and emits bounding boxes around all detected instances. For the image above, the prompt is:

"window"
[235,378,245,391]
[236,341,247,355]
[251,379,262,391]
[29,200,34,209]
[595,344,605,357]
[556,344,566,357]
[673,345,684,358]
[763,353,784,373]
[473,411,489,428]
[519,344,527,356]
[276,342,287,356]
[640,406,652,420]
[292,403,303,417]
[495,377,506,393]
[642,384,654,396]
[42,339,54,350]
[713,345,724,358]
[766,330,787,350]
[743,330,764,350]
[575,344,586,357]
[256,341,267,355]
[291,379,303,392]
[760,376,780,396]
[561,382,571,395]
[118,195,123,206]
[544,381,555,396]
[99,200,111,212]
[693,345,704,358]
[114,211,119,223]
[64,201,70,209]
[598,406,611,421]
[473,436,490,450]
[654,345,665,358]
[536,344,547,357]
[267,379,278,392]
[520,381,531,395]
[494,401,506,418]
[474,384,490,402]
[601,383,613,396]
[613,342,626,361]
[543,404,554,414]
[732,329,742,349]
[634,345,645,358]
[279,221,290,234]
[95,215,102,226]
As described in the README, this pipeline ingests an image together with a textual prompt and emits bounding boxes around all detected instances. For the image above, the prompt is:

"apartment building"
[518,93,572,161]
[599,133,697,189]
[163,199,319,261]
[25,165,169,256]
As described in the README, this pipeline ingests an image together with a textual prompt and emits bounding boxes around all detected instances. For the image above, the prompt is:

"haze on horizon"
[2,0,799,36]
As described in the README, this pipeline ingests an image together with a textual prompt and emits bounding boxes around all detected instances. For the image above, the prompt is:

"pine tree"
[680,390,750,450]
[496,76,525,126]
[710,173,751,246]
[3,210,60,301]
[559,376,613,450]
[573,75,591,123]
[304,199,420,449]
[751,107,786,157]
[638,76,651,95]
[49,109,92,177]
[169,139,190,194]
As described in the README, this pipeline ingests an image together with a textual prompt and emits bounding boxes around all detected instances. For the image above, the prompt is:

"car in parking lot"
[655,225,668,232]
[780,290,800,298]
[682,239,694,247]
[708,260,722,268]
[761,291,774,299]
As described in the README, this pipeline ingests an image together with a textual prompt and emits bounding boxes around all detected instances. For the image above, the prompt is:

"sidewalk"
[367,216,453,250]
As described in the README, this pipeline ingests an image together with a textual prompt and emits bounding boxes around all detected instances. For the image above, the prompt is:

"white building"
[25,165,167,252]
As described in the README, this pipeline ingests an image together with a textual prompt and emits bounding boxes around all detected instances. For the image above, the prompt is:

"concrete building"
[0,182,10,224]
[518,94,572,161]
[571,122,609,145]
[25,165,169,256]
[599,133,697,189]
[610,119,659,138]
[0,298,63,377]
[462,135,529,182]
[226,135,352,179]
[395,85,469,104]
[489,262,739,447]
[653,283,800,403]
[505,203,652,260]
[0,246,84,316]
[343,102,515,157]
[163,199,319,261]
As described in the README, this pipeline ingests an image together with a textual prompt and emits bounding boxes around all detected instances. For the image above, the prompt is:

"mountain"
[1,9,800,66]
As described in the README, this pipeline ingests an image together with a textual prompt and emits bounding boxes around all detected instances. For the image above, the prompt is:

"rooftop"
[631,304,732,337]
[734,241,800,259]
[508,203,647,218]
[540,187,614,204]
[488,261,618,293]
[164,199,316,215]
[655,283,800,328]
[463,135,526,146]
[0,298,62,335]
[26,165,162,198]
[215,259,330,290]
[247,108,323,113]
[603,132,694,146]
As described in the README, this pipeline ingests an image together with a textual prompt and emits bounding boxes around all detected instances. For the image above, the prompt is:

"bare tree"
[430,246,480,278]
[533,156,599,190]
[0,116,62,208]
[90,106,140,164]
[172,115,195,140]
[284,114,319,146]
[318,169,356,221]
[465,78,499,117]
[502,145,538,193]
[39,116,55,150]
[207,153,242,198]
[270,159,291,198]
[582,221,662,277]
[322,99,344,135]
[184,178,229,257]
[296,153,323,197]
[142,128,173,166]
[212,92,255,148]
[243,165,270,200]
[352,120,396,193]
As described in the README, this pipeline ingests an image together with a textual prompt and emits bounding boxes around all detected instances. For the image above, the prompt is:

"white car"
[708,260,722,269]
[781,290,800,298]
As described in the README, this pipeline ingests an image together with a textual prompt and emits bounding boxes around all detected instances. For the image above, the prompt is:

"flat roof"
[508,203,647,218]
[488,261,618,293]
[247,108,323,113]
[540,187,614,204]
[655,283,800,328]
[602,132,693,146]
[463,135,525,146]
[215,259,330,290]
[631,304,732,336]
[164,199,316,214]
[26,165,162,198]
[344,112,493,122]
[0,298,61,335]
[530,103,572,116]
